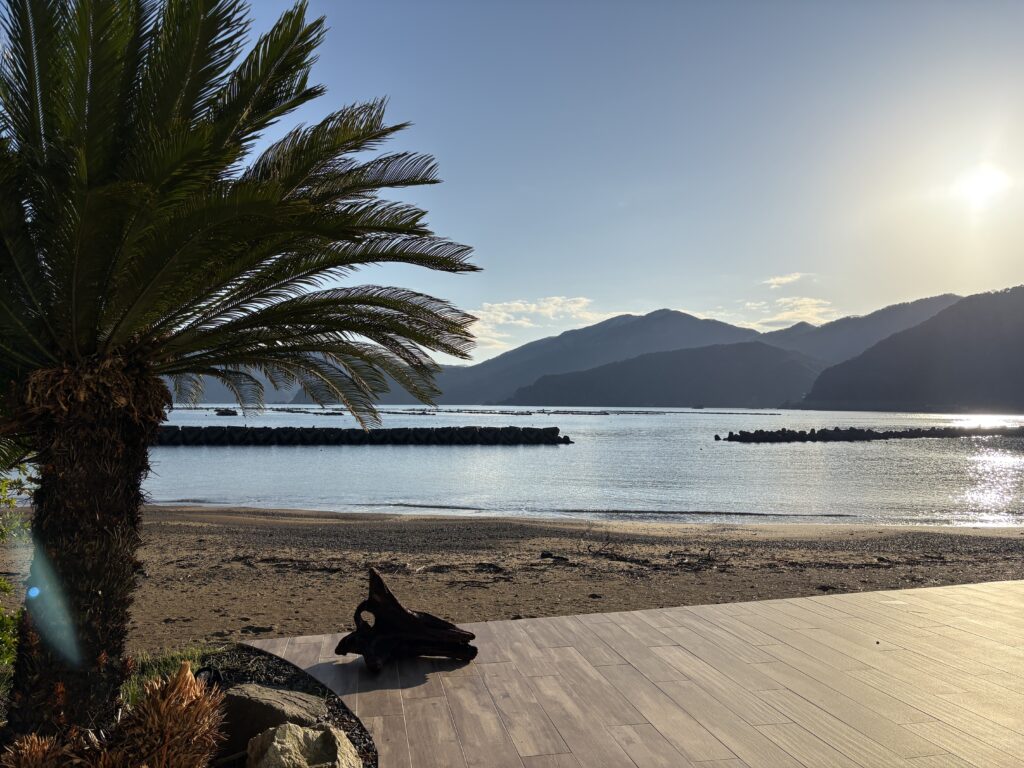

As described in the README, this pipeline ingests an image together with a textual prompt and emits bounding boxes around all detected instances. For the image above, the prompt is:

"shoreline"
[138,501,1006,525]
[141,502,1024,537]
[2,504,1022,654]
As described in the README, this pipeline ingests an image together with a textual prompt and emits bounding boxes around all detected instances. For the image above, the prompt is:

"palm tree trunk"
[4,362,168,737]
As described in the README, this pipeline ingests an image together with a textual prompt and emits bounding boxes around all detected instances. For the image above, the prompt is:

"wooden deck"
[248,580,1024,768]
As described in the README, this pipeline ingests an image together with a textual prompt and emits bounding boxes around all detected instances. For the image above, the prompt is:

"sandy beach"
[2,505,1022,654]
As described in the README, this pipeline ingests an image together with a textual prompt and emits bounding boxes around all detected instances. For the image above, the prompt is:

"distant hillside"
[762,294,961,363]
[170,373,296,405]
[503,342,828,408]
[761,321,817,347]
[296,309,759,405]
[804,287,1024,412]
[283,292,964,408]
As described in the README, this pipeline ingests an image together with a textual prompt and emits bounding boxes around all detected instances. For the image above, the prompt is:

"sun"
[950,163,1013,211]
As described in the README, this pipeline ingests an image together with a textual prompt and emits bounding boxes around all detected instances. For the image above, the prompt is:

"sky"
[250,0,1024,360]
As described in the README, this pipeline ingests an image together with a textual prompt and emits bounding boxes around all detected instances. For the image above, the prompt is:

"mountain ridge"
[763,294,961,363]
[361,292,961,405]
[803,286,1024,412]
[310,308,761,405]
[502,341,828,408]
[188,291,965,408]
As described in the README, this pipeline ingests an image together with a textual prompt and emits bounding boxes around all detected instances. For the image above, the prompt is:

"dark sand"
[1,505,1022,653]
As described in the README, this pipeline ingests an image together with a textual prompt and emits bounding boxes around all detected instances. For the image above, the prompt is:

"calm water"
[148,405,1024,528]
[145,406,1024,526]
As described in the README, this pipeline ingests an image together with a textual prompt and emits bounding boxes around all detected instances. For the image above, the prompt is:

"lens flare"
[25,543,82,666]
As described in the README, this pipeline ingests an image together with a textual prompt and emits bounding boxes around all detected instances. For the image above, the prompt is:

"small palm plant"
[0,0,477,736]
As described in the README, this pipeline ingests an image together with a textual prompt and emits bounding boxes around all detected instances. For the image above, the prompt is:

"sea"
[143,405,1024,527]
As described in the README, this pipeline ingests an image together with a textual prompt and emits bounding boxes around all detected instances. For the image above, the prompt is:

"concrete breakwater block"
[154,425,573,446]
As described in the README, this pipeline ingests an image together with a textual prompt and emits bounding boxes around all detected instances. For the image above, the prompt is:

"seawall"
[154,425,573,446]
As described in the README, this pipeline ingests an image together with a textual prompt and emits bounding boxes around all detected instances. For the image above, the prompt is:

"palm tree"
[0,0,477,736]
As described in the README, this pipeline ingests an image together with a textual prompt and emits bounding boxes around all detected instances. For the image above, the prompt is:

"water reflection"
[950,414,1018,430]
[960,447,1024,525]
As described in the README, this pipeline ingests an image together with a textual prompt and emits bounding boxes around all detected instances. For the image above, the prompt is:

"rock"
[247,723,361,768]
[539,551,569,563]
[474,562,505,573]
[415,564,452,573]
[222,683,328,758]
[240,624,277,634]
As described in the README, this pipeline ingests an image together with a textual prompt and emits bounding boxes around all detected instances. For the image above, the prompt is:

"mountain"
[503,341,828,408]
[761,321,817,347]
[420,293,959,405]
[762,294,961,363]
[803,287,1024,412]
[289,293,963,407]
[296,308,761,405]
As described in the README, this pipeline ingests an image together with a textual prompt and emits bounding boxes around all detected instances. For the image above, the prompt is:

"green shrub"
[0,466,30,545]
[0,465,30,721]
[0,611,16,668]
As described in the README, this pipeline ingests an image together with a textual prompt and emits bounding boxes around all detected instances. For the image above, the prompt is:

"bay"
[145,405,1024,526]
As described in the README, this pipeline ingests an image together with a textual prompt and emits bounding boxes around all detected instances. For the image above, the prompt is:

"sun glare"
[950,163,1013,211]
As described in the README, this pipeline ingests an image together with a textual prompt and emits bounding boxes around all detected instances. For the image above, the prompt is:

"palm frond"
[201,366,263,409]
[208,1,325,156]
[0,435,30,471]
[152,236,478,338]
[139,0,249,130]
[166,372,205,405]
[0,0,478,428]
[0,0,68,160]
[244,99,406,194]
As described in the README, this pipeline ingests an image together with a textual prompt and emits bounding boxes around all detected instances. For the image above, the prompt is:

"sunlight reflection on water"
[959,447,1024,525]
[950,414,1016,429]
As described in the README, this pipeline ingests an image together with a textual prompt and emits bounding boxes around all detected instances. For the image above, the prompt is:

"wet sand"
[1,505,1022,654]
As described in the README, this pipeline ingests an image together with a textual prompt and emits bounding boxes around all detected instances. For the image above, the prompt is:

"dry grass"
[1,659,226,768]
[115,660,224,768]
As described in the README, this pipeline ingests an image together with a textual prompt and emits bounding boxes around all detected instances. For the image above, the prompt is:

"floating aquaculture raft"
[718,425,1024,443]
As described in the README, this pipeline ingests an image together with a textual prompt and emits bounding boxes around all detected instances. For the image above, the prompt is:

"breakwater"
[717,425,1024,443]
[154,425,573,446]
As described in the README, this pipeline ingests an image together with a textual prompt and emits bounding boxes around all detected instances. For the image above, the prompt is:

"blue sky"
[251,0,1024,359]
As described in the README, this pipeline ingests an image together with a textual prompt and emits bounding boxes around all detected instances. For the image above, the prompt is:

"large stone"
[222,683,328,757]
[247,723,361,768]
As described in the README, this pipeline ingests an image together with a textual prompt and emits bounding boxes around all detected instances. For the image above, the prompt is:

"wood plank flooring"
[248,580,1024,768]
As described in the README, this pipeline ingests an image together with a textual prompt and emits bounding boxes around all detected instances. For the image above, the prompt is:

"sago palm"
[0,0,477,736]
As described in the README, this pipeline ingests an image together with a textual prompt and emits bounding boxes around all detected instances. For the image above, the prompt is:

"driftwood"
[335,568,478,672]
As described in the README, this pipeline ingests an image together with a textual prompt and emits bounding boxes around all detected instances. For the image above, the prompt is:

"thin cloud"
[758,296,839,328]
[470,296,617,351]
[763,272,809,290]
